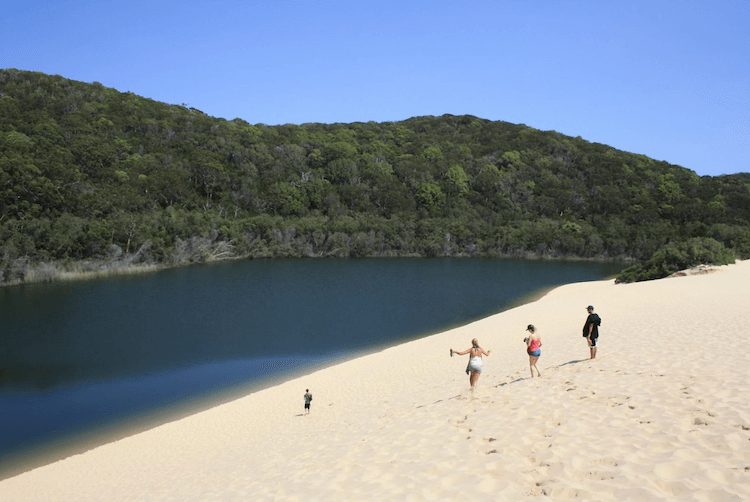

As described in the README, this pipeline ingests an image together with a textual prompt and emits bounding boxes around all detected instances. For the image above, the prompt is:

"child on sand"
[304,389,312,414]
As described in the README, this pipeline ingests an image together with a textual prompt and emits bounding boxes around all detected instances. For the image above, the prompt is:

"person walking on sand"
[583,305,601,359]
[304,389,313,414]
[524,324,542,378]
[450,338,491,389]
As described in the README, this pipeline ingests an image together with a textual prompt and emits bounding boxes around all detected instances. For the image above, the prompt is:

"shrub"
[616,237,735,283]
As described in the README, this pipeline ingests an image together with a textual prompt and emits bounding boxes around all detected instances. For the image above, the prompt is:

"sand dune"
[2,261,749,501]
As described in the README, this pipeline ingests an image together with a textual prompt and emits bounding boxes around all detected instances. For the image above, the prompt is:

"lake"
[0,258,620,470]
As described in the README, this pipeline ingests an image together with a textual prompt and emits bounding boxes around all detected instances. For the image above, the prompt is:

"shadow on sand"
[556,359,587,367]
[495,377,525,388]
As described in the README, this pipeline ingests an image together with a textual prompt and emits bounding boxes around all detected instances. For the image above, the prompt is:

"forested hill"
[1,69,749,284]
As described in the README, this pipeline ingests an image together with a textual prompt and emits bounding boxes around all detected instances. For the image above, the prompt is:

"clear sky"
[2,0,748,176]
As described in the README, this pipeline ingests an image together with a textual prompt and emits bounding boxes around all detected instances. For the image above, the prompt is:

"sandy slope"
[2,261,749,501]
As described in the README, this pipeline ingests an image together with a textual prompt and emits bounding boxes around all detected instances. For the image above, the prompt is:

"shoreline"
[0,262,165,288]
[0,276,565,480]
[0,253,630,289]
[0,347,373,481]
[2,261,747,500]
[0,351,349,480]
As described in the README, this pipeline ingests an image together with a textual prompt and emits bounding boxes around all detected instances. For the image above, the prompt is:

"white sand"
[2,261,749,501]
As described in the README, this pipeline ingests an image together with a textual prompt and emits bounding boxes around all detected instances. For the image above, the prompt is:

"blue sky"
[2,0,748,176]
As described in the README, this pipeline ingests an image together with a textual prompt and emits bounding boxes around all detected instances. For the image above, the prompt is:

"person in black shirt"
[583,305,601,359]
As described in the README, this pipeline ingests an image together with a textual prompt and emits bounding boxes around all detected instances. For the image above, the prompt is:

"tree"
[416,182,445,212]
[266,182,305,216]
[444,164,469,195]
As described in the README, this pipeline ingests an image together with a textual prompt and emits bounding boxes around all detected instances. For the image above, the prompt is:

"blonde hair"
[471,338,479,348]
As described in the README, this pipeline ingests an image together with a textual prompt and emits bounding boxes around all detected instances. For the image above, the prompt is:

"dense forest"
[1,69,749,285]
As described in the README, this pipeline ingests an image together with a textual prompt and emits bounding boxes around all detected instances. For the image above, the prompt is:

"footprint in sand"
[608,395,630,407]
[694,417,709,426]
[592,457,619,467]
[586,470,616,481]
[527,483,547,497]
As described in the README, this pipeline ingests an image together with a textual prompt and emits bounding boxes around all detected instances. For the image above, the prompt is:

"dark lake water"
[0,258,620,467]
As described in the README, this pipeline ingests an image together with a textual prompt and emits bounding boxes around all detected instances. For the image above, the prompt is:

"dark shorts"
[589,335,598,347]
[528,349,541,357]
[304,403,310,409]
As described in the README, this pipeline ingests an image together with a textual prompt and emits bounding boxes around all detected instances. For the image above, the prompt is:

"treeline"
[1,69,749,284]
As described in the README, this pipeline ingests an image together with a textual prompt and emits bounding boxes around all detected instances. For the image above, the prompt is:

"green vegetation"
[1,69,749,285]
[615,237,736,283]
